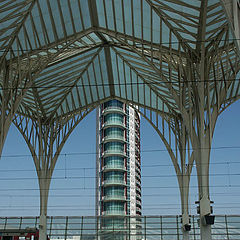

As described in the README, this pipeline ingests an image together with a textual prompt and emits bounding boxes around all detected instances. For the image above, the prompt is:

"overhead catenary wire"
[0,160,239,172]
[0,77,240,92]
[2,37,240,53]
[1,191,240,197]
[1,145,240,159]
[1,184,240,194]
[1,206,240,211]
[1,202,240,208]
[0,172,239,181]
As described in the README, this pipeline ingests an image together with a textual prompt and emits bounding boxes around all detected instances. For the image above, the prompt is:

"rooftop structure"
[0,1,239,240]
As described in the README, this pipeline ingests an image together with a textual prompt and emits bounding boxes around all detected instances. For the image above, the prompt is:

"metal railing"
[103,179,126,186]
[102,195,126,201]
[102,150,126,157]
[1,215,240,239]
[103,121,125,127]
[103,135,125,142]
[103,164,126,171]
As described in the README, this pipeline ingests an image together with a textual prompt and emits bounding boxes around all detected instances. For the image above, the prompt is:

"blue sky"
[0,100,240,217]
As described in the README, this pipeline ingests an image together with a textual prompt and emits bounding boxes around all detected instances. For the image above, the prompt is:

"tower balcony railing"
[102,195,127,201]
[136,206,142,212]
[135,160,141,168]
[102,164,126,171]
[102,210,126,216]
[136,199,141,206]
[102,150,126,157]
[103,179,126,186]
[103,121,125,128]
[102,106,125,115]
[102,135,125,142]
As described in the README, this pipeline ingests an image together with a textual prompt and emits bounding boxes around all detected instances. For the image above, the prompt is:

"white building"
[96,100,142,239]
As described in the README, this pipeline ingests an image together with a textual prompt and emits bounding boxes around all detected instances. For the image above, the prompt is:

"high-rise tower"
[96,99,142,237]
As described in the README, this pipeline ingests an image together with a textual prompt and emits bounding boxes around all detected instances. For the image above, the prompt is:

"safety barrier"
[0,215,240,239]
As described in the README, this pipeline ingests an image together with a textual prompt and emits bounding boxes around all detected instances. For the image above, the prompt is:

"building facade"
[96,100,142,237]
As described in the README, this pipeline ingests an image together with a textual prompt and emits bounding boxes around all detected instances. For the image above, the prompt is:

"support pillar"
[39,214,47,240]
[13,110,92,240]
[194,138,213,240]
[180,174,191,240]
[39,172,51,240]
[137,109,193,240]
[199,197,211,240]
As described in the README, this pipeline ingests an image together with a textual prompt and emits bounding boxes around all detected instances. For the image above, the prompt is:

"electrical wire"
[1,202,240,208]
[1,206,240,211]
[1,145,240,159]
[0,172,239,180]
[2,37,240,53]
[0,160,239,172]
[0,77,240,92]
[1,184,240,197]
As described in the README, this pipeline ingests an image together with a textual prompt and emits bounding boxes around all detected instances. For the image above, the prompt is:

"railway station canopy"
[0,0,240,120]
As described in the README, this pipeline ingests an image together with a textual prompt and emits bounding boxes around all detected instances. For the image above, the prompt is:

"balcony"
[103,179,126,186]
[102,195,127,201]
[102,135,125,143]
[102,164,126,172]
[102,107,125,115]
[102,150,126,157]
[102,210,126,216]
[103,121,126,129]
[136,199,141,206]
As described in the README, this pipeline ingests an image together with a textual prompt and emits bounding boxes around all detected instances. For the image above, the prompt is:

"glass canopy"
[0,0,239,119]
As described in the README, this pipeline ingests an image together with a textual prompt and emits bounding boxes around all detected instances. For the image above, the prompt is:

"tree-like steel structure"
[0,1,240,239]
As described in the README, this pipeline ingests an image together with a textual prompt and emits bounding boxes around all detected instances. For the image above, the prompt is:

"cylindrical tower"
[96,99,142,238]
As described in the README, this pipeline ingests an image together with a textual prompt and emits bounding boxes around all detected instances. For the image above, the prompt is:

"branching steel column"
[13,109,92,240]
[0,32,89,160]
[136,107,193,240]
[195,1,212,239]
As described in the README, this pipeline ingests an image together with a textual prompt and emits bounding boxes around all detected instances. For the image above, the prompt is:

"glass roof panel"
[69,0,86,32]
[110,47,166,112]
[32,1,55,44]
[99,49,110,97]
[1,0,238,117]
[78,0,91,29]
[0,0,31,49]
[105,0,115,31]
[49,1,65,39]
[31,48,102,114]
[59,48,111,115]
[96,0,106,28]
[133,1,142,40]
[114,0,124,33]
[9,0,92,58]
[123,0,133,36]
[152,10,161,44]
[58,1,74,36]
[36,48,100,83]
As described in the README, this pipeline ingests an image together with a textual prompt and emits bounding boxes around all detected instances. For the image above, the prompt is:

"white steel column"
[137,108,193,240]
[13,110,92,240]
[39,170,51,240]
[0,32,85,160]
